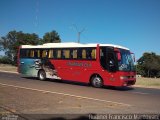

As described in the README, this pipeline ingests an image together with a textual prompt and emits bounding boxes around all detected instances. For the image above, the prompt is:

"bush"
[157,71,160,78]
[0,56,13,64]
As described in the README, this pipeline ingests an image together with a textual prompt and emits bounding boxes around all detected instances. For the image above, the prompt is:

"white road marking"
[0,82,131,107]
[131,92,150,95]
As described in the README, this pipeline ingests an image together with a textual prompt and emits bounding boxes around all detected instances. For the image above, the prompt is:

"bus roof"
[20,42,129,50]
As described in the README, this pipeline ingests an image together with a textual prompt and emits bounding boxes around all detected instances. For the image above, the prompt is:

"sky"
[0,0,160,60]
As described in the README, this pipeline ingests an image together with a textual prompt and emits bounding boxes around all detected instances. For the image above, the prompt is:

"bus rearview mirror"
[114,48,121,61]
[117,52,121,61]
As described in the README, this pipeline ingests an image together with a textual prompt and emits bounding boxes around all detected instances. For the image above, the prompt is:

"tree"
[0,30,40,65]
[0,30,61,65]
[42,30,61,43]
[137,52,160,78]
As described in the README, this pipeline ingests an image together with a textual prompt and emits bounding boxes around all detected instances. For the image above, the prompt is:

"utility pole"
[78,32,80,43]
[72,24,85,43]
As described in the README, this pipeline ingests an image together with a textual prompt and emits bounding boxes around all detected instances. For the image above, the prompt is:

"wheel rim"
[40,72,45,80]
[93,77,102,87]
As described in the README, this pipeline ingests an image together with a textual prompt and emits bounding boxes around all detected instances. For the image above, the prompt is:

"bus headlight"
[120,76,128,80]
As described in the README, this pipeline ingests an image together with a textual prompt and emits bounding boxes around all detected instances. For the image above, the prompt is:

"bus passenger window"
[53,50,57,58]
[57,50,61,58]
[77,49,82,59]
[48,50,53,58]
[26,50,30,57]
[86,50,92,59]
[73,49,77,59]
[30,50,34,58]
[34,50,38,58]
[42,50,47,58]
[82,49,86,59]
[37,50,40,58]
[91,49,96,59]
[63,50,70,59]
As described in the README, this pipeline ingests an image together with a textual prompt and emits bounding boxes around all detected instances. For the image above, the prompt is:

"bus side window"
[34,50,38,58]
[91,49,96,59]
[57,50,61,59]
[26,50,30,57]
[37,50,40,58]
[42,50,47,58]
[72,49,77,59]
[30,50,34,58]
[82,49,86,59]
[86,48,92,59]
[63,49,70,59]
[48,49,53,58]
[20,49,27,58]
[53,50,57,58]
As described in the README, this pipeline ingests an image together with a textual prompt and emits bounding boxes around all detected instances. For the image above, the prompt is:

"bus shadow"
[48,79,90,87]
[103,86,134,91]
[22,77,90,87]
[22,77,134,91]
[22,77,38,80]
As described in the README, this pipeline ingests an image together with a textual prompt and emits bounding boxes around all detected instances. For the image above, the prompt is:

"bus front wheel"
[91,75,103,88]
[38,70,46,80]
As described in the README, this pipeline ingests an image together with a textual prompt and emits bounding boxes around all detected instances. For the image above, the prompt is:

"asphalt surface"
[0,72,160,119]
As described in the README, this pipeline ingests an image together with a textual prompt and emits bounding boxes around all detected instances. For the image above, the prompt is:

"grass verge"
[135,77,160,88]
[0,64,17,72]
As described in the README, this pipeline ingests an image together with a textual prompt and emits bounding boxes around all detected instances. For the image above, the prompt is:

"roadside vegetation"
[135,52,160,88]
[0,30,61,65]
[136,52,160,78]
[0,55,13,64]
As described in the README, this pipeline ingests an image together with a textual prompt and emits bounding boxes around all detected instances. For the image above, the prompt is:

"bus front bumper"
[120,75,136,86]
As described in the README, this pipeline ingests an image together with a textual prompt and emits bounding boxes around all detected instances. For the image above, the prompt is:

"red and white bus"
[17,42,136,87]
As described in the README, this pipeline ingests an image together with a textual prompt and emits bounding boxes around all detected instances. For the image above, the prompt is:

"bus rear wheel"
[91,75,103,88]
[38,70,46,81]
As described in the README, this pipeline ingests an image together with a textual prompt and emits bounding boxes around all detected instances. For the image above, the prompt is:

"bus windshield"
[118,49,135,72]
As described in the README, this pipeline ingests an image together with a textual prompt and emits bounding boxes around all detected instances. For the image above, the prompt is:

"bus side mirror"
[117,52,121,61]
[114,48,121,61]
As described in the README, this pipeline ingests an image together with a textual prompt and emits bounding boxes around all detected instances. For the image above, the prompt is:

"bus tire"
[38,70,46,81]
[91,75,103,88]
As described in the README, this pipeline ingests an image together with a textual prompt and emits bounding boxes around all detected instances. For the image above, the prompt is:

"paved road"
[0,72,160,119]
